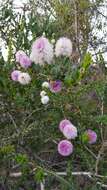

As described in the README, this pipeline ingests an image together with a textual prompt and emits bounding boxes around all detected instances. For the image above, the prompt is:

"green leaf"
[81,133,89,144]
[64,75,73,86]
[95,115,107,125]
[34,168,45,182]
[15,154,28,165]
[0,145,15,156]
[78,53,93,81]
[82,52,93,69]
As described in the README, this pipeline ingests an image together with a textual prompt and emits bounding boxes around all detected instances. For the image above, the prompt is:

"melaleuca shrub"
[10,35,98,158]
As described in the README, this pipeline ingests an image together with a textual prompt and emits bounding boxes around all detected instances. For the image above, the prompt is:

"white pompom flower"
[40,90,47,97]
[42,32,46,37]
[18,72,31,85]
[41,95,49,104]
[42,81,50,88]
[30,37,54,65]
[55,37,72,57]
[105,63,107,68]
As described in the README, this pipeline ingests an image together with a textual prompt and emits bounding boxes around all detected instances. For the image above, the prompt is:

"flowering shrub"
[11,36,98,158]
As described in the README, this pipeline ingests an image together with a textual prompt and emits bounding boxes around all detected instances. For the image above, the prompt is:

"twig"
[40,181,45,190]
[95,143,104,175]
[9,170,107,188]
[96,9,107,19]
[100,97,104,142]
[7,112,19,133]
[9,170,107,179]
[84,145,97,159]
[9,172,22,178]
[73,0,80,56]
[23,108,43,124]
[97,182,107,188]
[95,94,105,174]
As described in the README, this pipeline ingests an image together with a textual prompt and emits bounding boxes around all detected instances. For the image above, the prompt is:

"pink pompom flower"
[87,129,97,144]
[30,37,53,65]
[50,80,62,93]
[16,50,26,62]
[58,140,73,156]
[63,124,77,140]
[59,119,71,132]
[55,37,72,57]
[11,70,21,81]
[16,50,32,68]
[82,129,97,144]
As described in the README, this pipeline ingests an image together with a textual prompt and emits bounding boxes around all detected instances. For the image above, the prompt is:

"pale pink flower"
[30,37,53,65]
[16,50,32,68]
[11,70,21,81]
[63,124,77,139]
[59,119,71,132]
[16,50,26,62]
[87,129,97,144]
[55,37,72,57]
[19,55,32,68]
[18,72,31,85]
[58,140,73,156]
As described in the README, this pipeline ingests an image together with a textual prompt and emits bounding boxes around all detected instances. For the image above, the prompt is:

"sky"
[91,0,107,61]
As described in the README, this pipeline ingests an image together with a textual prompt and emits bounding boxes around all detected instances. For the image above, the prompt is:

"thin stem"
[95,143,104,175]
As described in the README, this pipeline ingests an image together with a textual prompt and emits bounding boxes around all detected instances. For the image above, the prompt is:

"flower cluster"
[40,80,62,105]
[11,36,72,86]
[11,70,31,85]
[58,119,97,157]
[40,82,50,105]
[59,119,77,139]
[58,119,77,156]
[11,50,31,85]
[30,37,72,66]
